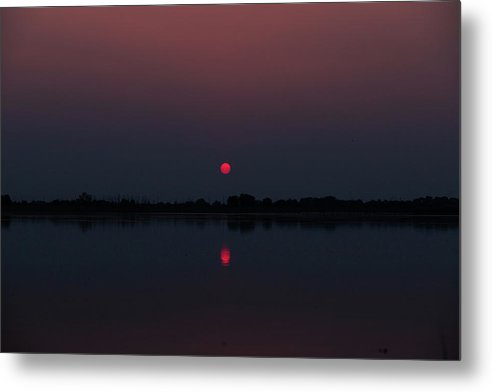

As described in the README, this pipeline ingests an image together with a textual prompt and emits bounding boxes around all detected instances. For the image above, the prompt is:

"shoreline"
[1,211,459,224]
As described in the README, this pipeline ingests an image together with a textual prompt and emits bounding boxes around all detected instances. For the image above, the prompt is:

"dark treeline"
[1,193,459,215]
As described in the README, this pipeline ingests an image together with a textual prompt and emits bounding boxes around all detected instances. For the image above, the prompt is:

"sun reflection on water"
[220,246,231,267]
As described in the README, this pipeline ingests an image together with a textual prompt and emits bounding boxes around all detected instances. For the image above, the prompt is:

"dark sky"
[1,2,460,202]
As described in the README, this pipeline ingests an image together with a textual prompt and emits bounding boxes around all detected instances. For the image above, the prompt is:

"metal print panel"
[0,1,460,359]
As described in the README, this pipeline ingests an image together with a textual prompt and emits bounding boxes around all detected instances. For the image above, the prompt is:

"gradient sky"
[1,2,460,202]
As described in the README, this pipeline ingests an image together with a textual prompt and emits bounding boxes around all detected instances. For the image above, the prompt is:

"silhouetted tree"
[238,194,256,208]
[1,194,12,206]
[227,195,239,208]
[77,192,93,203]
[195,198,209,208]
[262,198,273,208]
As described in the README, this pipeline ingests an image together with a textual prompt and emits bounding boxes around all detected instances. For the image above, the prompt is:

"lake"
[1,215,459,359]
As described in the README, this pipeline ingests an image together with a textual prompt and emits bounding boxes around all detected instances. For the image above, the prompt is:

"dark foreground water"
[1,215,459,359]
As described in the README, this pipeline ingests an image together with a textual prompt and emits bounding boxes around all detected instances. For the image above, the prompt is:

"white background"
[0,0,490,391]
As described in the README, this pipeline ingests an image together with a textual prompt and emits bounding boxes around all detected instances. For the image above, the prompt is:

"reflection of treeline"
[1,193,459,215]
[1,214,459,233]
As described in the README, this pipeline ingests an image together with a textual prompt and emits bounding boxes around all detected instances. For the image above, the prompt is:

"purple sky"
[1,2,460,201]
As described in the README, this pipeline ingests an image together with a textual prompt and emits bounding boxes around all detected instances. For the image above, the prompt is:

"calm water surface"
[1,216,459,359]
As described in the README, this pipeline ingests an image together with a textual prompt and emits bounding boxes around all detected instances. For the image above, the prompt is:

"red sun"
[220,162,231,175]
